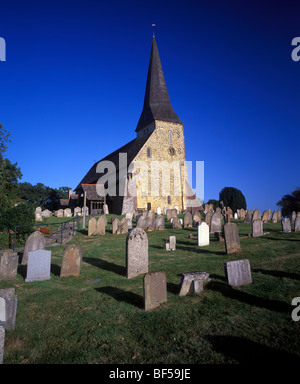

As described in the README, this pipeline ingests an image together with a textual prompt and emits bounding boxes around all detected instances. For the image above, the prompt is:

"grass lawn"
[1,215,300,364]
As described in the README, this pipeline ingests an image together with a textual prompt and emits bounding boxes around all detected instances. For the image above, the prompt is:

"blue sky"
[0,0,299,213]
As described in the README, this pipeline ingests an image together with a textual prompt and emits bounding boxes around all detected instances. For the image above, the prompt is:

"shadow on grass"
[207,281,292,313]
[253,268,300,281]
[83,257,125,276]
[95,286,143,308]
[263,236,300,242]
[206,335,300,363]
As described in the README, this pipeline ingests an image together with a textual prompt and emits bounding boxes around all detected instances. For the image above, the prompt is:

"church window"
[147,147,151,158]
[169,131,173,145]
[167,196,171,205]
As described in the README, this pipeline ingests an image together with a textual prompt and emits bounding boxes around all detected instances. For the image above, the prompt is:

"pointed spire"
[135,36,182,132]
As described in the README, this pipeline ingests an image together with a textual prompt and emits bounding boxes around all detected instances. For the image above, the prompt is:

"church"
[74,36,202,214]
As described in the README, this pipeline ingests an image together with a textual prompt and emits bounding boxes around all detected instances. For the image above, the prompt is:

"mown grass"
[1,216,300,364]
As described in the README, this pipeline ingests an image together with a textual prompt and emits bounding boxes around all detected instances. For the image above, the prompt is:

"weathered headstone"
[0,288,18,330]
[126,228,148,279]
[96,215,106,235]
[136,215,147,230]
[166,209,172,221]
[179,272,211,296]
[205,211,213,226]
[262,210,269,222]
[282,218,291,233]
[64,208,72,217]
[183,212,193,228]
[171,208,178,218]
[143,271,167,311]
[56,209,64,218]
[118,217,128,234]
[224,259,252,287]
[0,322,4,364]
[156,207,162,215]
[197,222,209,247]
[252,220,263,237]
[224,223,241,254]
[277,210,282,220]
[25,249,51,282]
[169,236,176,250]
[21,230,46,265]
[0,250,18,280]
[239,208,245,220]
[60,244,83,277]
[103,204,109,214]
[252,209,261,222]
[155,215,165,230]
[145,217,156,231]
[88,217,97,236]
[295,217,300,232]
[192,210,202,226]
[210,212,222,233]
[163,242,170,251]
[112,217,120,235]
[147,209,155,218]
[244,212,252,223]
[271,211,278,223]
[171,217,182,229]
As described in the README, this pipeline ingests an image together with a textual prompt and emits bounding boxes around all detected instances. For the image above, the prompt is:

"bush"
[219,187,247,214]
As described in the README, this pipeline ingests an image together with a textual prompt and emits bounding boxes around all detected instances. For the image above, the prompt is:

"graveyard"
[1,211,300,364]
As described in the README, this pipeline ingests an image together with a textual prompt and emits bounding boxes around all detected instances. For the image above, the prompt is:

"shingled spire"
[135,36,182,133]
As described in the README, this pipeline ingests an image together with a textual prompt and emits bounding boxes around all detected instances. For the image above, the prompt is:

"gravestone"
[291,211,296,225]
[197,222,209,246]
[112,218,120,235]
[244,212,252,223]
[271,211,278,223]
[64,208,72,217]
[96,215,106,235]
[282,218,291,233]
[145,217,156,231]
[60,244,83,277]
[262,210,269,222]
[103,204,109,214]
[136,215,147,230]
[0,250,18,280]
[179,272,211,296]
[57,209,64,217]
[155,215,165,230]
[169,236,176,250]
[156,207,162,215]
[166,209,172,221]
[25,249,51,282]
[224,223,241,254]
[171,209,178,218]
[210,212,221,233]
[295,217,300,232]
[171,217,182,229]
[147,210,155,218]
[126,228,148,279]
[277,210,282,220]
[252,209,261,222]
[224,259,252,287]
[192,211,201,226]
[252,220,263,237]
[205,211,213,225]
[239,208,245,220]
[0,322,4,364]
[118,217,128,234]
[143,271,167,311]
[183,212,193,228]
[0,288,18,330]
[88,217,97,236]
[21,230,46,265]
[164,242,170,251]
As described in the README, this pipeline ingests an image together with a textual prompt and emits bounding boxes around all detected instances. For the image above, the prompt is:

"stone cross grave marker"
[143,271,167,311]
[0,288,18,330]
[197,222,209,247]
[179,272,211,296]
[252,220,263,237]
[282,218,291,233]
[21,230,46,265]
[60,244,83,277]
[0,322,4,364]
[0,250,18,281]
[224,223,241,254]
[225,207,231,223]
[224,259,252,287]
[25,249,51,282]
[126,228,148,279]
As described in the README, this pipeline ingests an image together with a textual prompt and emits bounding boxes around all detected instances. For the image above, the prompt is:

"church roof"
[135,36,182,132]
[75,133,152,192]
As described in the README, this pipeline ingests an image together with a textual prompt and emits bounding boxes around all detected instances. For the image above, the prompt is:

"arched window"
[169,131,173,145]
[147,147,151,158]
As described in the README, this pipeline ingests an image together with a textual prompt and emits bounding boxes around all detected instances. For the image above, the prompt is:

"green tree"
[205,199,220,211]
[219,187,247,214]
[277,188,300,217]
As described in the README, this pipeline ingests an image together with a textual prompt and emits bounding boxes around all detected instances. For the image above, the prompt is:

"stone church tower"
[75,36,202,214]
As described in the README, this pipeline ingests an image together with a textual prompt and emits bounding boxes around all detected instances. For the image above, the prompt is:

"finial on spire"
[152,24,156,37]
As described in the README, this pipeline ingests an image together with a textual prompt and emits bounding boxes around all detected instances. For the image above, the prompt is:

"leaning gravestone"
[88,217,97,236]
[0,288,18,330]
[0,322,4,364]
[126,228,148,279]
[21,230,46,265]
[282,218,291,233]
[197,222,209,247]
[179,272,211,296]
[210,212,221,233]
[224,259,252,287]
[252,220,263,237]
[60,244,83,277]
[143,271,167,311]
[0,250,18,280]
[25,249,51,282]
[224,223,241,254]
[183,212,193,228]
[295,217,300,232]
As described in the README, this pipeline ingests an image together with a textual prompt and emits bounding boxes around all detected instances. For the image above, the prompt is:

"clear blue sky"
[0,0,299,213]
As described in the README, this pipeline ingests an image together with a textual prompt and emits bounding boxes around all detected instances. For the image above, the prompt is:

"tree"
[277,188,300,217]
[219,187,247,214]
[204,199,220,211]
